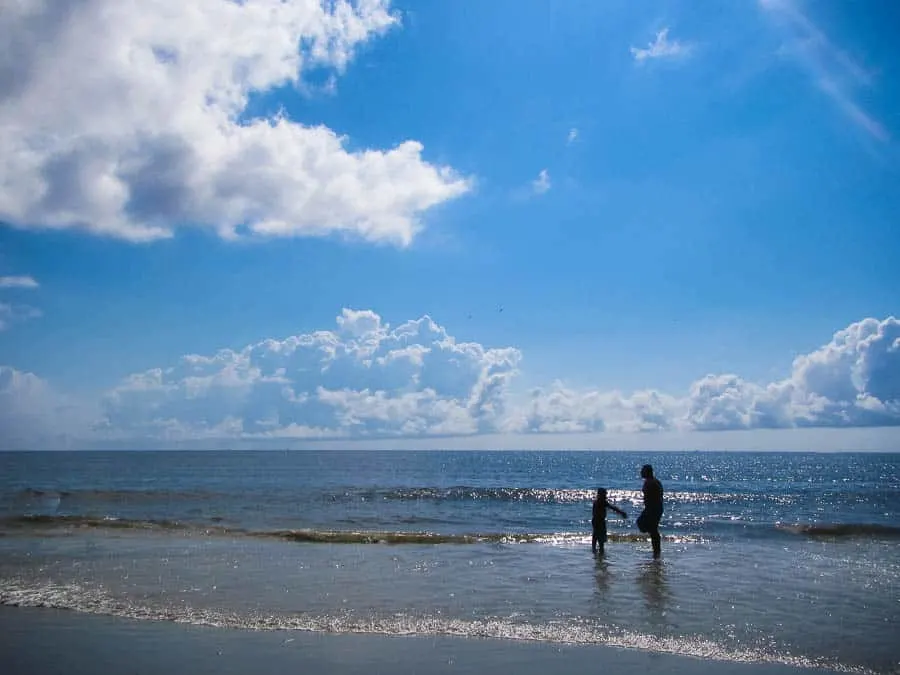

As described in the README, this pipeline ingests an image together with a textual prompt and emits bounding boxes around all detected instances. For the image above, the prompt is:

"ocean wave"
[8,485,795,508]
[9,487,219,504]
[259,530,701,545]
[775,523,900,539]
[334,486,791,506]
[8,513,897,544]
[0,514,196,532]
[0,579,873,674]
[0,514,705,545]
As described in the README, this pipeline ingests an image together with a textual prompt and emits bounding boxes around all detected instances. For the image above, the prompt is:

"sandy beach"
[1,606,842,675]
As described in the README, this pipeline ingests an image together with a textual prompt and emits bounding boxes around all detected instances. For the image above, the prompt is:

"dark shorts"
[637,509,662,533]
[591,523,607,543]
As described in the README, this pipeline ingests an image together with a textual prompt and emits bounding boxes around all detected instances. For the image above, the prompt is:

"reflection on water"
[636,559,670,625]
[593,555,611,598]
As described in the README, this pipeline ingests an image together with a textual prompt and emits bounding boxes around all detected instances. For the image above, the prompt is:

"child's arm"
[607,501,627,519]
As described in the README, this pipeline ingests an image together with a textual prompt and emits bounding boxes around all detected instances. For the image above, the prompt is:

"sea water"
[0,451,897,673]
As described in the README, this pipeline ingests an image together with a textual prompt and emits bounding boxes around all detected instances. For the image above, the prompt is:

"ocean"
[0,451,897,673]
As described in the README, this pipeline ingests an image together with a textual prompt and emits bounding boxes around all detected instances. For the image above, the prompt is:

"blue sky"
[0,0,898,450]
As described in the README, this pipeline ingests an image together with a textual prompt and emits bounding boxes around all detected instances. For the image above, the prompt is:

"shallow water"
[1,451,898,673]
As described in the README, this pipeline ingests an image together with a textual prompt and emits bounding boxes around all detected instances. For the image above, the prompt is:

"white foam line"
[0,578,875,674]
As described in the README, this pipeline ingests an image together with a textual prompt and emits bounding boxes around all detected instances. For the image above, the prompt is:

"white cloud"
[514,317,900,435]
[0,0,471,246]
[686,317,900,429]
[760,0,888,141]
[566,128,578,144]
[630,28,692,63]
[95,314,899,440]
[0,276,39,289]
[509,382,608,434]
[3,315,898,447]
[97,309,522,441]
[499,316,900,435]
[532,169,551,195]
[505,384,683,435]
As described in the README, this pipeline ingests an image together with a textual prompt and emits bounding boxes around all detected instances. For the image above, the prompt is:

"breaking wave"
[6,513,897,544]
[9,485,794,506]
[0,514,704,545]
[10,487,219,504]
[0,579,873,674]
[334,486,793,506]
[775,523,900,539]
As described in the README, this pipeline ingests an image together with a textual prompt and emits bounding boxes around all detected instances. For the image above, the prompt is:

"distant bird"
[498,305,504,313]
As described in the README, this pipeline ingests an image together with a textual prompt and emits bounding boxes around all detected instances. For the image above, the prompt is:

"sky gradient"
[0,0,898,450]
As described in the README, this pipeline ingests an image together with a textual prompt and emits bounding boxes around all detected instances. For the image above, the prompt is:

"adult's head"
[597,488,607,499]
[640,464,654,479]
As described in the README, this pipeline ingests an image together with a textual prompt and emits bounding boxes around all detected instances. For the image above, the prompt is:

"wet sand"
[0,606,838,675]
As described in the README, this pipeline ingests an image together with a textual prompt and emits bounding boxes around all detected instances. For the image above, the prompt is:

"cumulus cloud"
[3,315,898,446]
[0,0,470,245]
[513,317,900,435]
[497,316,900,435]
[97,309,522,441]
[630,28,692,63]
[532,169,551,195]
[510,383,608,434]
[96,314,898,441]
[0,276,39,289]
[504,384,683,435]
[686,317,900,429]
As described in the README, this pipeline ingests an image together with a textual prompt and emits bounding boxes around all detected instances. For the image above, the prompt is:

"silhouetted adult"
[637,464,663,558]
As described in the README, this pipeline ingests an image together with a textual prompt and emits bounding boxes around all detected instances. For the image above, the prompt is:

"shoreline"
[0,606,849,675]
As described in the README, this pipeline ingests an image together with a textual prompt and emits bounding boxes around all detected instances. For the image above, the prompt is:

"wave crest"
[775,523,900,539]
[0,515,704,545]
[0,579,872,674]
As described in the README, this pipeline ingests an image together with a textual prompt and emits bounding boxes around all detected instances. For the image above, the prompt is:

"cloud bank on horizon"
[1,313,897,447]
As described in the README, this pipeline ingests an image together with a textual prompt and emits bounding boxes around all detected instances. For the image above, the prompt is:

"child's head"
[596,488,607,499]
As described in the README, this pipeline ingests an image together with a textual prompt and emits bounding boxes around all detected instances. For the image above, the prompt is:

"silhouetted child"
[592,488,627,555]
